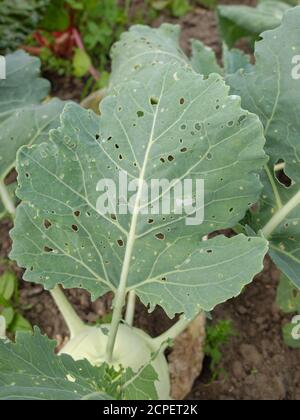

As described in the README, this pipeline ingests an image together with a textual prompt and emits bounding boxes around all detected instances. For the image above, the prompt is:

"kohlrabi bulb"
[59,323,171,399]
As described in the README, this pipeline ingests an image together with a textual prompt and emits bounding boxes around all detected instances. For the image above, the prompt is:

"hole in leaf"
[117,239,124,247]
[148,218,154,224]
[150,97,158,105]
[155,233,165,240]
[72,224,79,232]
[179,98,185,105]
[180,147,187,153]
[44,219,52,229]
[137,111,144,118]
[274,160,292,187]
[238,115,246,124]
[44,246,53,253]
[168,155,174,162]
[74,210,81,217]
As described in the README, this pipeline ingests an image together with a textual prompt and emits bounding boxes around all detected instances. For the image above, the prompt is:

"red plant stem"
[20,45,43,55]
[33,31,49,47]
[72,28,100,81]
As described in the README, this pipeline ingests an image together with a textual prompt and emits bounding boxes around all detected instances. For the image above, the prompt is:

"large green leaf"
[0,51,65,181]
[0,328,158,400]
[11,61,268,319]
[227,7,300,289]
[218,1,291,48]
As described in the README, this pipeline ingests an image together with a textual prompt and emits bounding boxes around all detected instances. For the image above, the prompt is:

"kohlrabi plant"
[0,21,271,399]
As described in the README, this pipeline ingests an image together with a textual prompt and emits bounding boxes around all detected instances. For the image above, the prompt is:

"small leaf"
[223,44,253,75]
[0,271,16,301]
[9,313,32,334]
[73,48,91,78]
[171,0,191,17]
[2,307,14,327]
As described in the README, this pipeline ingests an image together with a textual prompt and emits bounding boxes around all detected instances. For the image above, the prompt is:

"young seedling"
[204,319,236,380]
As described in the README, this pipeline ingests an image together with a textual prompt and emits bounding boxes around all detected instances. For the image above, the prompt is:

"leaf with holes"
[0,327,158,400]
[11,61,268,319]
[110,23,190,87]
[110,23,251,84]
[0,51,65,182]
[227,7,300,289]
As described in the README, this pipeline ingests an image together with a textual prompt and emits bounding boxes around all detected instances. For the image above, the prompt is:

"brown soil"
[189,258,300,400]
[2,0,300,401]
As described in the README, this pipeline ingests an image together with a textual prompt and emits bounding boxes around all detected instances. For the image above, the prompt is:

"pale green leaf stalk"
[0,316,6,339]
